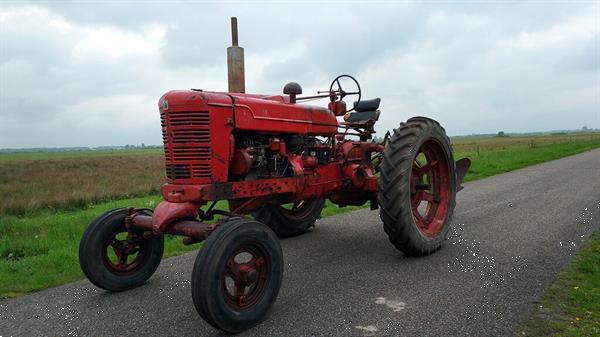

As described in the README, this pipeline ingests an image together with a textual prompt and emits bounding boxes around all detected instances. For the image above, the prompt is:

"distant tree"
[582,126,588,132]
[496,131,507,137]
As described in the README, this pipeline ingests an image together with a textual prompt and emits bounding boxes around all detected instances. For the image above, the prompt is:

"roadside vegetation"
[0,154,165,216]
[516,230,600,337]
[456,136,600,181]
[1,133,599,217]
[0,133,599,298]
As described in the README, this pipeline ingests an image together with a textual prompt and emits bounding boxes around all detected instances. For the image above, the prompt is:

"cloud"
[358,3,600,135]
[0,2,598,148]
[73,25,166,59]
[0,4,223,147]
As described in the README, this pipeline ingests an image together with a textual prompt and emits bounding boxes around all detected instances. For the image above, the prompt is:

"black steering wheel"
[329,74,361,112]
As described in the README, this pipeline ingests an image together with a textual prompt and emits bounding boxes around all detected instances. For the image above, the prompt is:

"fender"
[455,158,471,192]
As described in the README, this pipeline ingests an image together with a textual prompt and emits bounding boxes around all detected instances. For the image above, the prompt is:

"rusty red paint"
[129,212,213,240]
[101,229,147,274]
[229,148,252,176]
[150,201,200,234]
[327,100,346,116]
[223,246,270,310]
[161,178,299,202]
[150,82,454,242]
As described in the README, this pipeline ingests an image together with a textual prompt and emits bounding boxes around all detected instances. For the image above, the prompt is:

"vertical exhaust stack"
[227,17,245,93]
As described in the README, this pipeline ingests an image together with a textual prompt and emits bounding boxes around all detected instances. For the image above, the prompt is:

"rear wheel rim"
[410,139,452,237]
[278,200,318,221]
[222,244,270,310]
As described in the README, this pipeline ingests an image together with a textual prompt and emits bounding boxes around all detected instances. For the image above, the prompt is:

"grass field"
[451,132,599,152]
[0,154,165,216]
[1,133,599,217]
[0,133,599,299]
[0,148,162,161]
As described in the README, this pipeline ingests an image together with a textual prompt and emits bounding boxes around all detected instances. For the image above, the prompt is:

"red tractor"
[78,18,469,334]
[79,74,470,332]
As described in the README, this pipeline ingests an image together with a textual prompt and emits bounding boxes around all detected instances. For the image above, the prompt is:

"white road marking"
[374,297,406,312]
[355,325,378,336]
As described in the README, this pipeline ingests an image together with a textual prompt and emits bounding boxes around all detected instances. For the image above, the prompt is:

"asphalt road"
[2,149,599,337]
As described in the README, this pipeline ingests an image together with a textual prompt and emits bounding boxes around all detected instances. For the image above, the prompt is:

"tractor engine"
[229,134,292,180]
[229,134,331,180]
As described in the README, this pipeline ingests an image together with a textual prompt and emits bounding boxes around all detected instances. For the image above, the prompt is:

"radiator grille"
[165,164,191,180]
[161,110,212,181]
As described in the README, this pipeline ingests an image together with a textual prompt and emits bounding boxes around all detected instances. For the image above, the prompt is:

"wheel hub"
[223,249,269,309]
[103,231,145,273]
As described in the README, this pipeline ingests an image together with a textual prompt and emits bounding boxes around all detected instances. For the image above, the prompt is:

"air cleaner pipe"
[227,17,245,93]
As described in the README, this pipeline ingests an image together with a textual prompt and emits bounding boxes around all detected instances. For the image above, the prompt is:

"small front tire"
[79,208,164,291]
[191,218,283,333]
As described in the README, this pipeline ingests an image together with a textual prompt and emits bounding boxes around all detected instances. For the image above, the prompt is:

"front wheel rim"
[222,243,271,310]
[410,139,452,237]
[102,230,147,274]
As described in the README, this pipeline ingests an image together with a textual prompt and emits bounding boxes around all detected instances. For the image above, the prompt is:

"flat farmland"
[451,132,599,152]
[0,150,165,216]
[0,132,599,297]
[1,133,599,217]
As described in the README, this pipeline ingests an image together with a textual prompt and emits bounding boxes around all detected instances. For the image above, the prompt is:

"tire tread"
[378,117,456,256]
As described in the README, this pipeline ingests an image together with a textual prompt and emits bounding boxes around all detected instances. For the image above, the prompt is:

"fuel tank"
[228,92,338,135]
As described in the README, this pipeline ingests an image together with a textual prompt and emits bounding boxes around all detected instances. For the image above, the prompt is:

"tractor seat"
[344,98,381,123]
[353,98,380,112]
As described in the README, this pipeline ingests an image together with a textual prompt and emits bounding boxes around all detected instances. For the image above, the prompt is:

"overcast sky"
[0,1,598,148]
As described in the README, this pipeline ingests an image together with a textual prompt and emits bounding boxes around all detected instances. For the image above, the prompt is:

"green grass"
[457,139,600,182]
[0,155,166,216]
[0,195,356,298]
[516,230,600,337]
[0,195,198,298]
[0,139,599,298]
[0,148,162,161]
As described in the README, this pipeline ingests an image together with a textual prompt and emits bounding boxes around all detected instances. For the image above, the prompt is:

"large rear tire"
[253,199,325,237]
[191,218,283,333]
[378,117,456,256]
[79,208,164,291]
